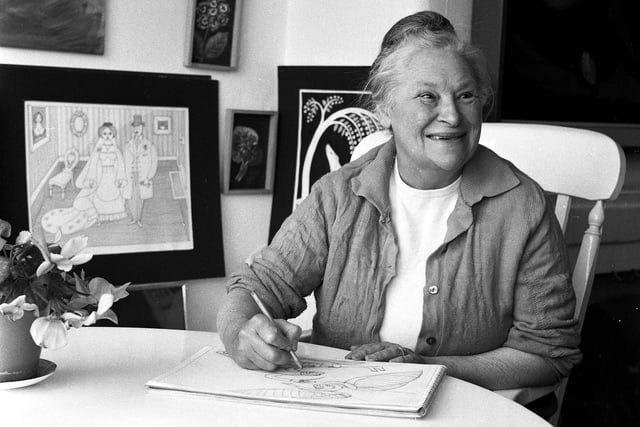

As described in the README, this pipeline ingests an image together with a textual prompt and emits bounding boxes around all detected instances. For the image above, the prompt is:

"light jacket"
[228,140,582,378]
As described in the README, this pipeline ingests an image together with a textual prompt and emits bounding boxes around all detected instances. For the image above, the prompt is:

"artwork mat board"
[223,109,278,194]
[0,63,224,285]
[184,0,243,70]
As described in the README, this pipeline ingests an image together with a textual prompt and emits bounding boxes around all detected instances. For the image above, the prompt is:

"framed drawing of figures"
[185,0,242,70]
[0,64,224,286]
[223,109,277,194]
[0,0,105,55]
[268,66,383,240]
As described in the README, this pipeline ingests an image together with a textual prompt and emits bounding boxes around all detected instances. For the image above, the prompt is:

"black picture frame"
[269,66,380,240]
[223,109,278,194]
[0,0,106,55]
[0,64,225,285]
[185,0,242,70]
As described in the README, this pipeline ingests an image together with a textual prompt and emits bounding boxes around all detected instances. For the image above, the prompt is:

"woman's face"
[100,127,114,140]
[382,47,483,189]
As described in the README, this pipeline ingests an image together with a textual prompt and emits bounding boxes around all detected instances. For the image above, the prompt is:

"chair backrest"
[351,123,627,331]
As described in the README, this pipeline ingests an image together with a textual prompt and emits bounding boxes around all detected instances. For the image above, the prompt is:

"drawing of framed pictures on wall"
[27,104,50,150]
[0,64,224,286]
[25,101,193,256]
[223,109,278,194]
[185,0,243,70]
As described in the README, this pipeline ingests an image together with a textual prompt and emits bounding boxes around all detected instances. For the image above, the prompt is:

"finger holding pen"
[250,291,303,369]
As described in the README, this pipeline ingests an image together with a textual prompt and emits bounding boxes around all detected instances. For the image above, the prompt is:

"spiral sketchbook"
[145,345,447,418]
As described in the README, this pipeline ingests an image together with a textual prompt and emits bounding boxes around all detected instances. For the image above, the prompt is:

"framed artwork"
[185,0,242,70]
[0,64,225,286]
[153,115,173,135]
[27,104,50,151]
[223,109,278,194]
[268,66,383,240]
[0,0,105,55]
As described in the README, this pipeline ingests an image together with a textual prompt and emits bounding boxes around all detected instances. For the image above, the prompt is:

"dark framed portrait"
[268,66,383,240]
[185,0,242,70]
[223,109,278,194]
[0,64,225,286]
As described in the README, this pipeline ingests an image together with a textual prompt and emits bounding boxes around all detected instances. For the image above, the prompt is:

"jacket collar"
[350,137,521,216]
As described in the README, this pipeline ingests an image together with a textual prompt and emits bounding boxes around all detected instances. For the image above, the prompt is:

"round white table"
[2,327,550,426]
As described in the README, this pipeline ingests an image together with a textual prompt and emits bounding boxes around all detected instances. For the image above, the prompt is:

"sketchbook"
[145,345,447,418]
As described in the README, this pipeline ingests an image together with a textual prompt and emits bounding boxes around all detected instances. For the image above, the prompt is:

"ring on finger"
[396,345,406,356]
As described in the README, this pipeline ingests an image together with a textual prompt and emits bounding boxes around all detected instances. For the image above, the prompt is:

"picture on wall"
[269,66,383,240]
[24,101,193,256]
[0,0,106,55]
[185,0,242,70]
[223,109,278,194]
[0,64,224,285]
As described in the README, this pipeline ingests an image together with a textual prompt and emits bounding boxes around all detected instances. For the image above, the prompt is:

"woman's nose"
[437,97,461,126]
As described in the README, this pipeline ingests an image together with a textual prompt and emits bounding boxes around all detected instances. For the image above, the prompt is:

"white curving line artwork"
[297,105,382,208]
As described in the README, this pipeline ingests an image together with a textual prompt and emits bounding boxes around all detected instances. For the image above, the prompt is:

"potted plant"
[0,218,130,382]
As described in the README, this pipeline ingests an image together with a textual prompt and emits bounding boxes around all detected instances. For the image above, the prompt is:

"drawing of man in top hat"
[123,114,158,226]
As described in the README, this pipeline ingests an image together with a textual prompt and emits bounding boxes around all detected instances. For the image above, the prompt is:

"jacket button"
[428,285,439,295]
[426,337,437,345]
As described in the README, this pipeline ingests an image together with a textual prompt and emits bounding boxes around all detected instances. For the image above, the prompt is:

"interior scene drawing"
[24,102,193,255]
[0,1,638,426]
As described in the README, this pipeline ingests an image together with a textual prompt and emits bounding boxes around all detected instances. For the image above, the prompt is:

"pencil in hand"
[249,291,304,370]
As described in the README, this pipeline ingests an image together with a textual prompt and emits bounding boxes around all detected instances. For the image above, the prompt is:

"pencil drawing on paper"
[234,366,423,400]
[24,101,193,255]
[214,348,423,400]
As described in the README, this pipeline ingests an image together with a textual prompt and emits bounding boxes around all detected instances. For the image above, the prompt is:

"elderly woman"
[217,11,581,392]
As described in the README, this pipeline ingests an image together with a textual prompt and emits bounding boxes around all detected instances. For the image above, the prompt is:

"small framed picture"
[185,0,242,70]
[223,109,278,194]
[153,115,172,135]
[27,104,50,151]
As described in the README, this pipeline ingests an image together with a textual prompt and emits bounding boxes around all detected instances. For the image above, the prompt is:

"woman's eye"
[458,92,478,104]
[419,93,436,103]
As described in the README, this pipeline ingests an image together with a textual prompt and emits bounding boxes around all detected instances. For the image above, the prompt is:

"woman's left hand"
[345,342,424,363]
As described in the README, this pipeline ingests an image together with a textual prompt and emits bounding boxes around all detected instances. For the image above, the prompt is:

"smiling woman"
[217,12,581,409]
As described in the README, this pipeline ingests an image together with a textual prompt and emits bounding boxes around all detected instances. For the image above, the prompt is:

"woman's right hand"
[229,313,302,371]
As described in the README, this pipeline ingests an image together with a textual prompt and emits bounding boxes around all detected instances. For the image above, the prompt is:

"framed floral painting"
[185,0,242,70]
[223,109,278,194]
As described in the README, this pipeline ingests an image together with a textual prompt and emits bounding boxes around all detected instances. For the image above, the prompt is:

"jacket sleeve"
[226,178,334,319]
[504,193,583,379]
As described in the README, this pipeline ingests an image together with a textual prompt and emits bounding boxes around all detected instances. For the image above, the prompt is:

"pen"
[249,291,304,370]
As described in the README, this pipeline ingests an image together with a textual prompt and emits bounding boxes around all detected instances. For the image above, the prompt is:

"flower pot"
[0,311,42,382]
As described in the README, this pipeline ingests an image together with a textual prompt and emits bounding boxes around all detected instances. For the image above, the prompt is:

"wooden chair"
[351,123,626,424]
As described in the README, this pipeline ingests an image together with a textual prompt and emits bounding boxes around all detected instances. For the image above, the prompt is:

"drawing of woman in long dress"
[77,122,128,221]
[41,123,128,240]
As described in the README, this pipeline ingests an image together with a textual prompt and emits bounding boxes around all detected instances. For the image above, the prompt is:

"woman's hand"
[346,342,425,363]
[229,313,302,371]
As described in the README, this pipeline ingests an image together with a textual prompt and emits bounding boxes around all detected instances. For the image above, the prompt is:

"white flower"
[15,230,32,245]
[36,235,93,276]
[0,295,39,321]
[30,316,68,349]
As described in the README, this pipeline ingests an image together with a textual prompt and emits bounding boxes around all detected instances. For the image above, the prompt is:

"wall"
[0,0,472,331]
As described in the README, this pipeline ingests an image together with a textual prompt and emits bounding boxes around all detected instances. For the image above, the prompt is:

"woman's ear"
[378,108,392,129]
